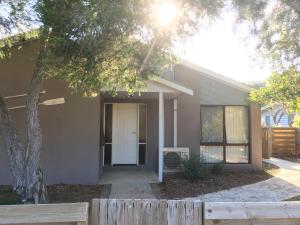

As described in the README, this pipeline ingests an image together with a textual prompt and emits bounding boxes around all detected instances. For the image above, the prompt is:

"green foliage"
[232,0,300,69]
[182,155,208,181]
[211,162,224,175]
[293,115,300,128]
[0,29,40,59]
[249,67,300,113]
[292,104,300,127]
[1,0,225,96]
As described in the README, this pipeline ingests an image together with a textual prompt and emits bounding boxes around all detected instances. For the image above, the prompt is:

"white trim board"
[153,77,194,96]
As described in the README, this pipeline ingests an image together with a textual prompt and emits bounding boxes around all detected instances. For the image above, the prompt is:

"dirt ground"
[0,184,102,204]
[156,162,280,199]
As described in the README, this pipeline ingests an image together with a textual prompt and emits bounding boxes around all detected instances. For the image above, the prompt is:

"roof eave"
[181,60,251,93]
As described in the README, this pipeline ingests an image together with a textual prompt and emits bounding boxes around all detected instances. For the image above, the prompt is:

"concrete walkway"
[110,183,156,199]
[99,167,157,199]
[187,158,300,202]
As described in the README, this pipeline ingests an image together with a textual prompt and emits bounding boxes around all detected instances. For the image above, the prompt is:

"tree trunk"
[0,41,48,203]
[276,112,285,126]
[0,97,26,201]
[24,43,48,204]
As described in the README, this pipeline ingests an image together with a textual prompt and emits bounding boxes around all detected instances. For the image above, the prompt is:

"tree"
[0,0,224,203]
[249,67,300,126]
[232,0,299,69]
[232,0,300,124]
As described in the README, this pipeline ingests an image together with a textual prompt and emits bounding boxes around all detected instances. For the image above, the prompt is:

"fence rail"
[0,202,89,225]
[204,202,300,225]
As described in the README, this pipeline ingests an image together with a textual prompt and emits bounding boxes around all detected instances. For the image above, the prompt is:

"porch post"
[158,92,164,182]
[173,98,177,147]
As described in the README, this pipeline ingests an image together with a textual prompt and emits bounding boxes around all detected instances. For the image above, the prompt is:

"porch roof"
[101,77,193,97]
[151,77,193,96]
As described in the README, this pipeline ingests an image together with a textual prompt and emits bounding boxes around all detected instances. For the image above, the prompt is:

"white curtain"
[225,106,248,143]
[201,106,223,142]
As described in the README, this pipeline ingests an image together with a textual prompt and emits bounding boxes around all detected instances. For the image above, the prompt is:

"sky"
[176,10,272,83]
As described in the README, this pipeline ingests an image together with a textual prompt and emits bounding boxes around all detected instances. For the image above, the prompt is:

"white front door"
[112,103,138,164]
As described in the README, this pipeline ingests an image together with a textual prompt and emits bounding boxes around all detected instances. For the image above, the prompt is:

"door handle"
[132,131,136,134]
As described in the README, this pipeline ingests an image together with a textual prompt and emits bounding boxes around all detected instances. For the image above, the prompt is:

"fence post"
[296,129,300,157]
[90,199,100,225]
[267,128,272,158]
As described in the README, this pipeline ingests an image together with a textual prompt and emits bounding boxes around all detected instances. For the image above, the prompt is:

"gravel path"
[186,158,300,202]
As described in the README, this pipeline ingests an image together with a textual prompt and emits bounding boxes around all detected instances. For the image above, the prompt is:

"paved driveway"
[186,158,300,202]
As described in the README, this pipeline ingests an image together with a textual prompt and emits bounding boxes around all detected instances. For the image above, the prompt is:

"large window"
[200,105,250,163]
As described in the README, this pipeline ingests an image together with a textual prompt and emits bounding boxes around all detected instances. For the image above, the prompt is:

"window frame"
[200,105,251,164]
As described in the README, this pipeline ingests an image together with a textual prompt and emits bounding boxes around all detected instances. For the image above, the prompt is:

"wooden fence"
[1,200,300,225]
[262,128,299,158]
[91,199,300,225]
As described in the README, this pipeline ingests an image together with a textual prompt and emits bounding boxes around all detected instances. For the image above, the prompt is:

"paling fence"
[90,199,300,225]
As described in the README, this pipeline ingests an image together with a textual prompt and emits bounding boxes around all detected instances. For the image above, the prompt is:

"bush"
[211,162,224,175]
[182,155,208,181]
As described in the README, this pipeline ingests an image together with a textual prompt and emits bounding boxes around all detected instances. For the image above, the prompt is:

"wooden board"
[205,202,300,225]
[0,202,89,225]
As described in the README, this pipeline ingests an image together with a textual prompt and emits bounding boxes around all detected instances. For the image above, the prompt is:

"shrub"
[211,162,224,175]
[182,155,208,181]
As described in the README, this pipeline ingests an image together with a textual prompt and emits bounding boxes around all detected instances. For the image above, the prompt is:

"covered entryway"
[100,76,194,182]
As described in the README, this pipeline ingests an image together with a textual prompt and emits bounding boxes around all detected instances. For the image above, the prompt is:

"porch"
[99,77,193,182]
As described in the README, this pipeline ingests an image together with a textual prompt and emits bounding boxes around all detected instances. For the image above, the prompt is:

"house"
[0,40,262,185]
[261,105,296,127]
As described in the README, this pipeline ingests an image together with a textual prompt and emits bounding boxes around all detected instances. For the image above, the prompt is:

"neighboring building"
[261,105,296,127]
[0,40,262,185]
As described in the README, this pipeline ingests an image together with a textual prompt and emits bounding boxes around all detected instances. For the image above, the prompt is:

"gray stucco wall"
[174,64,262,170]
[0,41,100,185]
